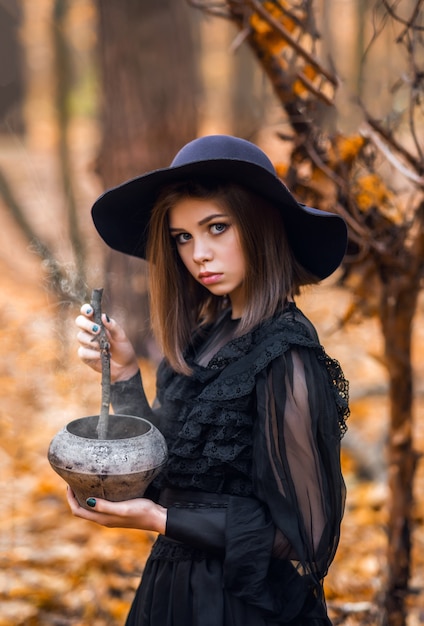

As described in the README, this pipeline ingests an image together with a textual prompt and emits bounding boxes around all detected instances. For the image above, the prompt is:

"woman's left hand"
[66,487,167,534]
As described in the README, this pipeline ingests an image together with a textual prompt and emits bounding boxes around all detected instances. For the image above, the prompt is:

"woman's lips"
[198,272,223,285]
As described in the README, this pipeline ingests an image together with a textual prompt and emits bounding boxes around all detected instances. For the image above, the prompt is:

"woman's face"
[168,196,246,318]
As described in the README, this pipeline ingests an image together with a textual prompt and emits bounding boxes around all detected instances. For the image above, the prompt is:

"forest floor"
[1,139,424,625]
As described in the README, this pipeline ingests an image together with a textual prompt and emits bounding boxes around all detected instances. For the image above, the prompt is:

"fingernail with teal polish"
[92,324,99,332]
[105,314,110,323]
[86,497,96,508]
[86,306,92,314]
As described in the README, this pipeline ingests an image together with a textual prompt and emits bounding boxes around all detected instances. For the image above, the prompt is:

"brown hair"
[146,179,319,374]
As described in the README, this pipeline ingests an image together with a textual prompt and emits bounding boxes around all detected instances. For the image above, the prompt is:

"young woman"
[69,135,349,625]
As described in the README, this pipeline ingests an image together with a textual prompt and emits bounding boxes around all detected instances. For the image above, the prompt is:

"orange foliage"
[352,173,404,224]
[329,134,366,167]
[354,173,391,211]
[293,76,311,98]
[249,0,297,57]
[303,64,319,81]
[249,0,296,36]
[247,2,336,105]
[275,162,289,179]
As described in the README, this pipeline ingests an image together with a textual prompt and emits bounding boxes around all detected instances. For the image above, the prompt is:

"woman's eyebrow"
[169,213,229,231]
[198,213,229,225]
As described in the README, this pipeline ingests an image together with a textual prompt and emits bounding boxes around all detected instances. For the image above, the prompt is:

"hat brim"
[91,158,347,280]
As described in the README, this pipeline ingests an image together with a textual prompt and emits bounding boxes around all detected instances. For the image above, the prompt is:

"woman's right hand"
[75,304,140,383]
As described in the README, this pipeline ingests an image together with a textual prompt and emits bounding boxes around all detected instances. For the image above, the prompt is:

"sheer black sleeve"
[254,348,345,566]
[224,345,347,621]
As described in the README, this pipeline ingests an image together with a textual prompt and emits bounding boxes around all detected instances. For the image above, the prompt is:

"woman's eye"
[210,223,228,235]
[175,232,191,245]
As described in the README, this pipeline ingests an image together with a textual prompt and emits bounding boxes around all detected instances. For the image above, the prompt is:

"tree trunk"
[52,0,87,300]
[95,0,199,356]
[380,272,419,626]
[0,0,24,132]
[230,37,267,140]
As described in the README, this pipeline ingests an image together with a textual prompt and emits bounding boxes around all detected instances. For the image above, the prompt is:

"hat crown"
[171,135,276,176]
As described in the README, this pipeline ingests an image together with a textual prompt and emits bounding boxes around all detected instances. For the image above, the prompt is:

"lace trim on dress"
[318,352,350,438]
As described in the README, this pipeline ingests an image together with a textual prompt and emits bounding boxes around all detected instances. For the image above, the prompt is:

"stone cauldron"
[48,414,168,511]
[48,288,167,510]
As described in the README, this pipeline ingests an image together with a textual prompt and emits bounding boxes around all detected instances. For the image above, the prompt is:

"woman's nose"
[192,239,212,263]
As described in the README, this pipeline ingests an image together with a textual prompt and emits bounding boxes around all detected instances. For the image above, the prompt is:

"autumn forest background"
[1,1,424,625]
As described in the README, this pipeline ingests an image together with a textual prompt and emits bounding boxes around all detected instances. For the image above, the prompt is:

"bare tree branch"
[360,125,424,186]
[381,0,424,33]
[0,166,82,301]
[187,0,231,18]
[363,112,423,173]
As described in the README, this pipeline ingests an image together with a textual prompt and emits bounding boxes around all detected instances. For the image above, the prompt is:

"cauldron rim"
[65,414,154,441]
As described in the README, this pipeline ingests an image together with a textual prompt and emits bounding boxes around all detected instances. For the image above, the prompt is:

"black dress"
[110,303,349,626]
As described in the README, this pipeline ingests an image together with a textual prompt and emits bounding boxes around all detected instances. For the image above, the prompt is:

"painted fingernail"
[92,324,99,332]
[85,306,92,314]
[105,314,110,323]
[86,497,96,508]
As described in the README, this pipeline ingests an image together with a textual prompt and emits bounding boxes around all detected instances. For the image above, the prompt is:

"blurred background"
[0,1,424,624]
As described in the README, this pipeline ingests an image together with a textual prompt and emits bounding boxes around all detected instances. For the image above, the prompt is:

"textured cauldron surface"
[48,415,168,510]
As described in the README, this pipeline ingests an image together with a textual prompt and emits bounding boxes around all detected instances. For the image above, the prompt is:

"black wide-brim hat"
[92,134,348,280]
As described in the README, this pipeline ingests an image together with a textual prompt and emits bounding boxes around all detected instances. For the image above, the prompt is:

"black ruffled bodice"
[152,303,348,498]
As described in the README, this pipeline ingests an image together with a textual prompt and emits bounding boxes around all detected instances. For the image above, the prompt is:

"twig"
[187,0,230,18]
[360,124,424,187]
[90,288,111,439]
[363,113,422,172]
[381,0,424,33]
